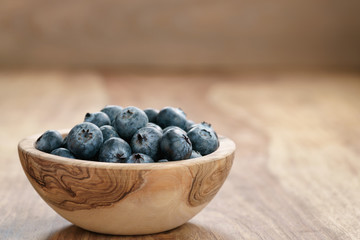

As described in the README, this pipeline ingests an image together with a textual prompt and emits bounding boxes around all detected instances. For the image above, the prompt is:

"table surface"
[1,71,360,240]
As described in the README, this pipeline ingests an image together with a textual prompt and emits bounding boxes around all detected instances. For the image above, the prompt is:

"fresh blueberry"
[178,108,187,116]
[185,119,195,132]
[91,151,100,162]
[144,108,159,123]
[84,112,111,127]
[160,128,192,161]
[198,121,214,130]
[158,159,169,162]
[187,124,219,155]
[156,107,187,130]
[187,121,215,134]
[146,122,162,132]
[98,137,131,163]
[35,130,63,153]
[114,106,148,141]
[101,105,123,122]
[51,148,75,159]
[163,126,182,134]
[130,127,162,160]
[62,136,68,148]
[100,125,120,142]
[67,122,103,160]
[190,150,202,159]
[126,153,154,163]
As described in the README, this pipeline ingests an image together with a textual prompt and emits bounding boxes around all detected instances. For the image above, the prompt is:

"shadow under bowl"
[18,129,235,235]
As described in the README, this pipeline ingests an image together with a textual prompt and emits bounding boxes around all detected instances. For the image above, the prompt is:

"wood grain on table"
[0,72,359,240]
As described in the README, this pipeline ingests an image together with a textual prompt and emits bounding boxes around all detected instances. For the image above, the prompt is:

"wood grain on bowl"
[187,155,233,207]
[18,131,235,235]
[19,152,147,211]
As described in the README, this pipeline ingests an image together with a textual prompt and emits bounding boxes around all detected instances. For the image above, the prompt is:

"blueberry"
[178,108,186,116]
[100,125,120,142]
[126,153,154,163]
[160,128,192,161]
[163,126,182,134]
[187,124,219,155]
[158,159,169,162]
[130,127,162,160]
[114,106,148,141]
[35,130,63,153]
[101,105,123,122]
[51,148,75,159]
[185,119,195,132]
[187,121,215,134]
[146,122,162,132]
[98,137,131,163]
[156,107,187,130]
[67,122,103,160]
[144,108,159,123]
[91,151,100,162]
[190,150,202,159]
[198,121,214,130]
[84,112,111,127]
[62,136,68,148]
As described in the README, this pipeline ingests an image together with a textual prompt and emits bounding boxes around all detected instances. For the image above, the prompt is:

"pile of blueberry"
[35,106,219,163]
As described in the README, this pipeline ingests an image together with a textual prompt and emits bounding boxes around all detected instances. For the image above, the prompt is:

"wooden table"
[1,71,359,239]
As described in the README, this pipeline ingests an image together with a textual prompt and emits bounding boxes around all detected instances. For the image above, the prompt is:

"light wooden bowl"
[18,129,235,235]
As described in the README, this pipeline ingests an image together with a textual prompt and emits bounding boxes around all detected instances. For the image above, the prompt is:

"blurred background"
[1,0,359,71]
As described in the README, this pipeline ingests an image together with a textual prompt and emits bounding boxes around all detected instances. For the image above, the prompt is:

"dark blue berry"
[35,130,63,153]
[98,137,131,163]
[130,127,162,160]
[160,128,192,161]
[156,107,187,130]
[62,136,68,148]
[100,125,120,142]
[101,105,123,122]
[163,126,182,134]
[144,108,159,123]
[51,148,75,159]
[84,112,111,127]
[190,150,202,159]
[178,108,186,116]
[185,120,195,132]
[199,121,214,130]
[114,106,148,141]
[146,122,162,132]
[67,122,103,160]
[187,124,219,155]
[158,159,169,162]
[126,153,154,163]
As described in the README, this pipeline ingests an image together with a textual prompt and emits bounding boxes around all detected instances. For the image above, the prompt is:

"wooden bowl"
[18,130,235,235]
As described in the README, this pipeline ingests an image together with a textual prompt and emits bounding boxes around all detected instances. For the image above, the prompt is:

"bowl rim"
[18,129,236,170]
